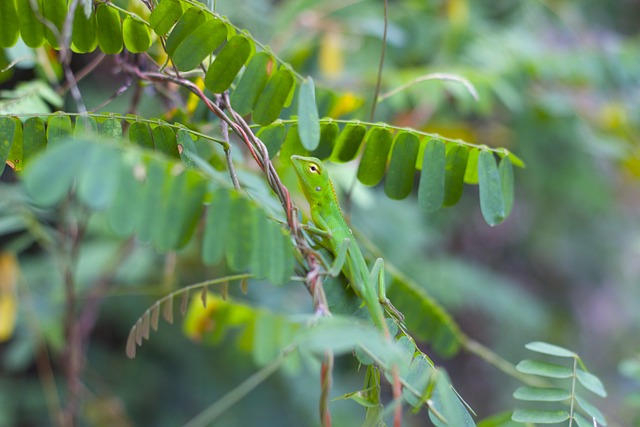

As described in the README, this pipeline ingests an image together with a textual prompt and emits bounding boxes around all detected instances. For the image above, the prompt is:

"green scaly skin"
[291,155,390,337]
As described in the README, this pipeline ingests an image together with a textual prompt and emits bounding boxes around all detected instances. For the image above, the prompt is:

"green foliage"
[2,0,633,425]
[512,342,607,426]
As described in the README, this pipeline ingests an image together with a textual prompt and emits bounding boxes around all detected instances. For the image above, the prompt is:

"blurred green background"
[1,0,640,426]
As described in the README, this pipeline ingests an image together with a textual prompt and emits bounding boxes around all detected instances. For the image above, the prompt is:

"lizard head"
[290,155,331,204]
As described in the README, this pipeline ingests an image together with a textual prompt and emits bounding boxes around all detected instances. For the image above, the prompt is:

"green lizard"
[291,155,403,425]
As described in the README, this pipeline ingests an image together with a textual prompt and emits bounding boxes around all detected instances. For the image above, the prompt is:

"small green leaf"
[165,7,208,57]
[575,395,606,426]
[402,355,433,407]
[149,0,185,36]
[516,359,573,378]
[203,189,231,265]
[22,117,46,168]
[463,147,479,184]
[357,126,393,186]
[100,117,123,142]
[123,15,152,53]
[17,0,45,48]
[172,18,227,71]
[137,159,167,243]
[71,2,98,53]
[74,115,98,136]
[331,122,366,163]
[418,139,446,212]
[24,140,91,206]
[230,52,274,115]
[513,386,571,402]
[253,67,295,125]
[297,78,320,151]
[226,194,255,271]
[385,132,420,200]
[96,4,124,54]
[312,120,338,160]
[152,125,179,158]
[177,129,198,167]
[0,0,20,48]
[499,156,514,218]
[0,116,19,175]
[279,124,309,161]
[204,34,252,93]
[511,409,570,424]
[107,162,140,237]
[478,149,505,226]
[573,412,595,427]
[576,369,607,398]
[77,143,121,210]
[256,122,286,158]
[128,121,154,149]
[46,114,72,144]
[41,0,66,49]
[525,341,576,358]
[443,145,469,207]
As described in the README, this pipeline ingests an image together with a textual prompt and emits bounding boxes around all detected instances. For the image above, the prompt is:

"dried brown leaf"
[126,328,137,358]
[150,303,160,331]
[181,288,190,316]
[163,297,174,324]
[200,286,208,308]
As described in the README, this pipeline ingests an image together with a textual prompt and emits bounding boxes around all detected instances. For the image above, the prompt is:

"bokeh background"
[1,0,639,426]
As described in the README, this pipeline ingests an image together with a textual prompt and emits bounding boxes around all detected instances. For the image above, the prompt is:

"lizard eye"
[308,163,320,174]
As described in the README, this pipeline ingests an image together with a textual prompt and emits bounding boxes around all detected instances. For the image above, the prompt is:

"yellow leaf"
[183,292,218,342]
[0,252,18,342]
[328,92,364,118]
[186,77,205,115]
[319,31,343,79]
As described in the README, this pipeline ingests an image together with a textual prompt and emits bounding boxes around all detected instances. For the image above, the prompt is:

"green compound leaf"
[312,120,338,160]
[256,122,286,159]
[511,409,570,424]
[152,124,179,158]
[165,7,208,57]
[17,0,45,48]
[205,35,253,94]
[478,149,505,226]
[297,77,320,151]
[331,122,366,163]
[385,132,420,200]
[77,143,122,210]
[513,386,571,402]
[46,114,72,145]
[525,341,576,358]
[71,2,98,53]
[499,155,514,218]
[418,138,446,212]
[253,67,295,126]
[576,369,607,398]
[202,188,231,265]
[516,359,573,379]
[128,121,154,149]
[123,15,152,53]
[96,4,123,54]
[22,117,46,168]
[357,126,392,186]
[231,52,274,115]
[172,18,227,71]
[443,145,469,207]
[41,0,66,49]
[0,0,20,48]
[575,395,606,426]
[149,0,186,36]
[0,116,19,175]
